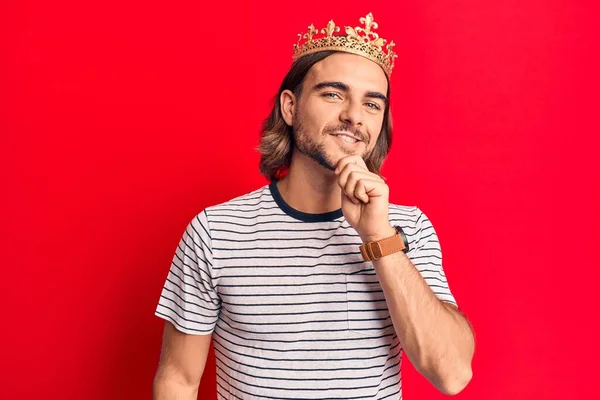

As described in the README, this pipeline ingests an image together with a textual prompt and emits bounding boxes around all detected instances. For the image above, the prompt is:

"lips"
[331,132,362,143]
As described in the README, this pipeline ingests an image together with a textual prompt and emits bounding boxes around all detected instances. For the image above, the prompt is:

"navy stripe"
[210,225,357,234]
[220,312,390,327]
[212,259,364,270]
[218,281,349,288]
[217,289,378,297]
[188,221,212,256]
[212,241,362,251]
[218,270,374,279]
[213,251,365,261]
[215,317,394,336]
[212,233,367,242]
[220,298,387,307]
[222,307,388,317]
[212,205,280,212]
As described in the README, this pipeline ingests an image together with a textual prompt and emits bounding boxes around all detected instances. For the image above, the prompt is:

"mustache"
[323,124,369,144]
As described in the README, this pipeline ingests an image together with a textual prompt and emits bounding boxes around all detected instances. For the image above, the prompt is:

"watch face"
[394,225,409,253]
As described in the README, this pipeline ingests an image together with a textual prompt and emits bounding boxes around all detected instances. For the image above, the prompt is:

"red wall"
[2,1,599,399]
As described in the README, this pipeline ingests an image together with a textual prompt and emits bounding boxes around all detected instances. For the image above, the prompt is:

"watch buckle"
[366,241,383,261]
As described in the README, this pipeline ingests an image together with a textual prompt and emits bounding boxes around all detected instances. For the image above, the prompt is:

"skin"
[153,52,474,399]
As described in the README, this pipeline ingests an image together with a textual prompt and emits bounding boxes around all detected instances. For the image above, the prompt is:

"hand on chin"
[334,155,392,241]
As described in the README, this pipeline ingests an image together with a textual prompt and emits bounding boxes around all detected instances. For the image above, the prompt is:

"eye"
[365,102,382,110]
[323,92,342,100]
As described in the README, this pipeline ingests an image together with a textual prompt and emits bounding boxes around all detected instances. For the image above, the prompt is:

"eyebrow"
[312,81,388,105]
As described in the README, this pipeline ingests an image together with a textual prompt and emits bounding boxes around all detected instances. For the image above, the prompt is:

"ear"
[280,89,296,127]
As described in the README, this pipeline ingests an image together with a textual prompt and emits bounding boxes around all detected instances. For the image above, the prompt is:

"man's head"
[258,13,397,181]
[258,50,393,180]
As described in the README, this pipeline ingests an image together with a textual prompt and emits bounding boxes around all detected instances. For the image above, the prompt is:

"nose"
[339,99,363,128]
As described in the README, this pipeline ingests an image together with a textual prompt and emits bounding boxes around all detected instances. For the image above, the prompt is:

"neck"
[276,151,342,214]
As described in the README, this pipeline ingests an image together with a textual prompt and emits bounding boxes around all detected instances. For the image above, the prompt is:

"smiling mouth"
[331,132,362,144]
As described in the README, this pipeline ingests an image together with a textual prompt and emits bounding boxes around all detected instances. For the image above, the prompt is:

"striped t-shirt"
[155,181,457,399]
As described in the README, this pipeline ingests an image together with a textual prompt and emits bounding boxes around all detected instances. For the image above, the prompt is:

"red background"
[2,1,599,399]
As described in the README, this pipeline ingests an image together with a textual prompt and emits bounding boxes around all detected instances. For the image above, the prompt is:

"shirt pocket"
[345,269,394,337]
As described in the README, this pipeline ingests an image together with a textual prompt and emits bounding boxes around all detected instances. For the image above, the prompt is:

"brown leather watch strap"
[359,232,406,261]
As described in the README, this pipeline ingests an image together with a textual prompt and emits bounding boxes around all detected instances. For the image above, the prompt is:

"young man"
[153,13,474,399]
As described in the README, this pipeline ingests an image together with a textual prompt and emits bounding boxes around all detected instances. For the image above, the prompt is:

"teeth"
[338,135,358,144]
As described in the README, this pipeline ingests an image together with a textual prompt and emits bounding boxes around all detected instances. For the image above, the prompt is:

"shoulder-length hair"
[256,51,393,181]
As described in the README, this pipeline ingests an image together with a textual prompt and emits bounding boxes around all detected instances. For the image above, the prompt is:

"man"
[153,12,474,399]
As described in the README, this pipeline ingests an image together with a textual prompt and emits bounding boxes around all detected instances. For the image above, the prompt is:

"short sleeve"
[155,210,221,334]
[407,208,457,307]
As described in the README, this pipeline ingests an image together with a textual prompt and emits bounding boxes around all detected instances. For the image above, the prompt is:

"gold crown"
[292,12,398,77]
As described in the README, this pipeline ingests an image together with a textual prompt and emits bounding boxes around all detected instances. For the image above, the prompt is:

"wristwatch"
[359,225,409,261]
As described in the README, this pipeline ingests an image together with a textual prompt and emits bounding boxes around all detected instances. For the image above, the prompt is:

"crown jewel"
[292,12,398,77]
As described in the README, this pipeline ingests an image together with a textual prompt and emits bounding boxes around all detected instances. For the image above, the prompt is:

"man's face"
[292,53,389,171]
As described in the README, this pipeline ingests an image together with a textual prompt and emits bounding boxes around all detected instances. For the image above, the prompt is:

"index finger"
[334,155,368,174]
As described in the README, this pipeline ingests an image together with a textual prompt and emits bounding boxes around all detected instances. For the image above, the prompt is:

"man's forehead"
[306,53,388,93]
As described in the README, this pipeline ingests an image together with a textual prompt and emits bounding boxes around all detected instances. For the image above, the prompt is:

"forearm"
[153,368,199,400]
[368,230,474,394]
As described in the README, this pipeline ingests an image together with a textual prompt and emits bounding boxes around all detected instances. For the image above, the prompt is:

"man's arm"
[367,226,474,395]
[153,321,213,400]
